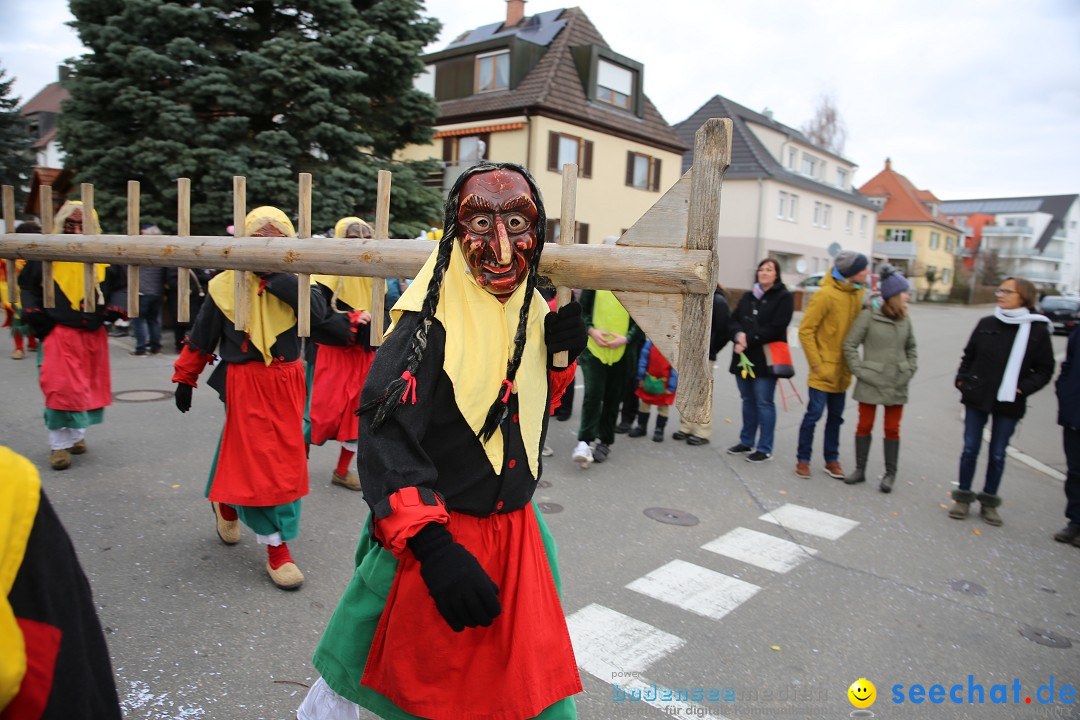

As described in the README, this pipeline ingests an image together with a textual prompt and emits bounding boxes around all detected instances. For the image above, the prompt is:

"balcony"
[873,240,917,260]
[982,225,1034,238]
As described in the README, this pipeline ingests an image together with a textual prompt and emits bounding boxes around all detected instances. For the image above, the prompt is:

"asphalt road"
[1,302,1076,720]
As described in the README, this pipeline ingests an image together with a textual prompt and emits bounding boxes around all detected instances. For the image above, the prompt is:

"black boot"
[653,414,667,442]
[844,435,871,484]
[880,438,899,493]
[628,412,649,438]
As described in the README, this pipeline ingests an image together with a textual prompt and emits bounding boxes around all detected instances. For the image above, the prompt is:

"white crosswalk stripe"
[702,526,818,573]
[566,603,685,681]
[758,503,860,540]
[626,559,760,620]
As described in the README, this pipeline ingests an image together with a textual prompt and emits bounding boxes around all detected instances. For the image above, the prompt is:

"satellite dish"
[827,242,843,258]
[795,258,808,274]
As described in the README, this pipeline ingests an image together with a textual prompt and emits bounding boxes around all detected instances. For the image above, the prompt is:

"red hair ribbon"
[400,370,417,405]
[500,379,513,403]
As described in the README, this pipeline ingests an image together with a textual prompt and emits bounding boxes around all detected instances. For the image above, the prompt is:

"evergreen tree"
[60,0,443,236]
[0,66,35,223]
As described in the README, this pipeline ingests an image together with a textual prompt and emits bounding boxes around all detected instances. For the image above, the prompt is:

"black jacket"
[17,260,127,336]
[1057,326,1080,430]
[956,315,1055,419]
[709,289,731,361]
[727,283,794,377]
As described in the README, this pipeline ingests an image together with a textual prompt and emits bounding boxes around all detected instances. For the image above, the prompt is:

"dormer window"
[597,59,633,109]
[476,50,509,93]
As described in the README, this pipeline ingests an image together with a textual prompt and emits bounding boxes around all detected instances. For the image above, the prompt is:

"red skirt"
[210,360,309,507]
[309,343,374,445]
[361,505,582,720]
[39,325,111,412]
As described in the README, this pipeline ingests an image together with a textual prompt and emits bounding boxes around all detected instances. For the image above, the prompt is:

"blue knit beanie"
[879,264,910,300]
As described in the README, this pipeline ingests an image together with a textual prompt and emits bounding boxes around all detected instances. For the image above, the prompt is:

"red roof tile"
[858,161,956,228]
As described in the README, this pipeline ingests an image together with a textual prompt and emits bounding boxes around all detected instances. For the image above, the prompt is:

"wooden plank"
[675,118,731,425]
[81,183,97,312]
[618,170,691,249]
[232,176,247,331]
[40,185,54,308]
[369,170,391,347]
[176,178,191,322]
[553,163,577,368]
[0,235,713,295]
[612,291,682,367]
[296,173,312,338]
[2,185,15,304]
[126,181,140,318]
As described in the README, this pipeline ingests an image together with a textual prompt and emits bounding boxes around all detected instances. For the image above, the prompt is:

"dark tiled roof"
[431,7,685,154]
[674,95,876,210]
[20,82,69,115]
[940,194,1079,252]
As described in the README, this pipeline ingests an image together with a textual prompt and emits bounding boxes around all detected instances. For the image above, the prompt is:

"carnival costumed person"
[171,207,329,590]
[304,217,377,491]
[18,202,127,471]
[297,162,587,720]
[2,222,41,360]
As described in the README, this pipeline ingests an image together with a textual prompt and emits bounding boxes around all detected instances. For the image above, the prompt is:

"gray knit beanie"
[834,250,869,278]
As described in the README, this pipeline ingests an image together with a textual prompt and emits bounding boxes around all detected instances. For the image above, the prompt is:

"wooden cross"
[0,119,731,423]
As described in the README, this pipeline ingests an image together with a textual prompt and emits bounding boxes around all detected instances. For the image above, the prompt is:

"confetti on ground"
[770,645,781,651]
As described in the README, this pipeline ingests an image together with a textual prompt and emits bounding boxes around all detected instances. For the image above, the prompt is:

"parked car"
[796,272,825,293]
[1039,296,1080,335]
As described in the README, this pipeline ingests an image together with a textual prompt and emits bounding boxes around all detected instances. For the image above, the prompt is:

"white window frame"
[846,210,854,233]
[778,191,788,219]
[860,215,867,237]
[788,194,798,222]
[787,147,797,170]
[930,231,941,250]
[813,201,822,227]
[836,168,848,188]
[823,204,832,229]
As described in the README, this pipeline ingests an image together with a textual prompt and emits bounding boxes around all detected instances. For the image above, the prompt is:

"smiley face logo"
[847,678,876,708]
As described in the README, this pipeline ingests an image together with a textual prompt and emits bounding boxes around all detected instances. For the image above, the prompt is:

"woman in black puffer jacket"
[949,276,1055,526]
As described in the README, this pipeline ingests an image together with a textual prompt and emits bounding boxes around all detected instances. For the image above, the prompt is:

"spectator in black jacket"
[720,259,793,461]
[1053,326,1080,547]
[949,277,1055,526]
[672,285,731,445]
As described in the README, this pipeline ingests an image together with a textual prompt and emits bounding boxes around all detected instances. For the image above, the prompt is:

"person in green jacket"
[841,266,917,492]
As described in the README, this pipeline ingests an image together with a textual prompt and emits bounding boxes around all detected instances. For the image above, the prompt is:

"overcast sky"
[2,0,1078,200]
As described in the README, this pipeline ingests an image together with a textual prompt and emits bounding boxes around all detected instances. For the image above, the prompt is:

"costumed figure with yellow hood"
[0,446,123,719]
[2,222,42,361]
[297,163,587,720]
[304,216,378,491]
[18,201,127,471]
[171,207,329,590]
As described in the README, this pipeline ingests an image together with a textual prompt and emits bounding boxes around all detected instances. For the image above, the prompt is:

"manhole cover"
[1019,625,1072,649]
[643,507,699,526]
[537,480,552,489]
[113,389,174,403]
[537,503,562,514]
[948,579,987,596]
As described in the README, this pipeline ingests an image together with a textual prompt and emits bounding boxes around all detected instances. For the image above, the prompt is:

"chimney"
[58,65,72,85]
[506,0,526,27]
[885,157,891,171]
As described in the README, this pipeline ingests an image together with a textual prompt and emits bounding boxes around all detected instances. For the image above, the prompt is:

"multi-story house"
[673,95,876,290]
[940,195,1080,294]
[399,1,686,243]
[858,159,960,300]
[19,68,74,217]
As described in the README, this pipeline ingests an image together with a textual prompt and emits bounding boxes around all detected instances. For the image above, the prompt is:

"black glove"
[407,523,501,632]
[174,383,193,413]
[104,306,126,323]
[544,301,587,363]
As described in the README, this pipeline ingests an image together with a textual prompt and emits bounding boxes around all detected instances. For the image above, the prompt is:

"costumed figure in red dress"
[297,162,587,720]
[2,222,41,360]
[171,207,329,590]
[18,202,127,471]
[305,216,377,491]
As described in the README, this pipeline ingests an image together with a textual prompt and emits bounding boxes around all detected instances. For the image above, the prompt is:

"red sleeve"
[372,486,450,558]
[2,618,62,719]
[171,345,214,387]
[548,362,576,415]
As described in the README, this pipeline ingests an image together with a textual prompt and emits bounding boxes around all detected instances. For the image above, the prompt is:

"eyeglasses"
[994,288,1017,296]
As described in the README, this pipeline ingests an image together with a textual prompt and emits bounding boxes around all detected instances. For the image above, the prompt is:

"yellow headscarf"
[0,447,41,712]
[389,242,548,477]
[208,207,298,365]
[0,260,26,313]
[53,201,108,311]
[310,217,373,312]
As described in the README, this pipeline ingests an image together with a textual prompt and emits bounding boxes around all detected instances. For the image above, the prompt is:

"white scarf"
[993,307,1052,402]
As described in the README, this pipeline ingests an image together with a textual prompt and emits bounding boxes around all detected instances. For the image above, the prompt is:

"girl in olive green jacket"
[841,266,917,492]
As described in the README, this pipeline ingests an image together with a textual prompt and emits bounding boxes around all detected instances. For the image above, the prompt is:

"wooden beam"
[232,176,247,331]
[176,178,191,322]
[126,181,140,318]
[296,173,312,338]
[39,185,54,308]
[2,186,14,305]
[81,183,97,312]
[552,163,577,368]
[369,170,391,347]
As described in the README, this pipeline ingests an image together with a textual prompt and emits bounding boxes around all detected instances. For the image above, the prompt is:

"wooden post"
[40,186,54,308]
[553,163,578,368]
[232,176,248,331]
[176,178,191,322]
[81,183,97,312]
[296,173,312,338]
[369,170,391,347]
[675,118,731,425]
[2,186,14,305]
[126,181,140,318]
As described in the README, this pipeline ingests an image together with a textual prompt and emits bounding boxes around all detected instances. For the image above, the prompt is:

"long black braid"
[366,162,547,436]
